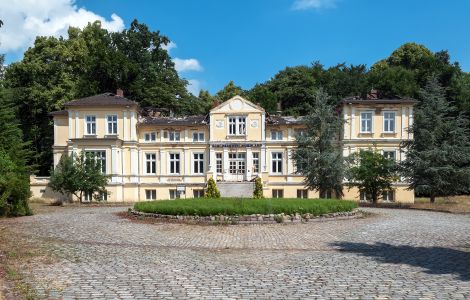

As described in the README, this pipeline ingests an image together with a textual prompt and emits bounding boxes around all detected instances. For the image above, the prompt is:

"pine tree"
[401,76,470,203]
[292,89,344,198]
[0,83,32,216]
[204,177,221,198]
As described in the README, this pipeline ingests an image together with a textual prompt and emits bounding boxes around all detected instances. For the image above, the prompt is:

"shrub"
[253,177,264,199]
[204,177,220,198]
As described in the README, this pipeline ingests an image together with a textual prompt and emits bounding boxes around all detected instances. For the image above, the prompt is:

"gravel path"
[1,206,469,299]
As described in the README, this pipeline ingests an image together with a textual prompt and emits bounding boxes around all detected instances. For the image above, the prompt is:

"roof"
[267,115,305,125]
[49,110,68,116]
[340,95,418,105]
[139,115,208,126]
[64,93,138,107]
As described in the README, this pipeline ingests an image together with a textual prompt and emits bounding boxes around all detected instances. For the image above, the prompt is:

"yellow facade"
[34,93,416,203]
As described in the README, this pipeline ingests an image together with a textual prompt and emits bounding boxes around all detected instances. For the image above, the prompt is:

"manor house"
[31,90,417,203]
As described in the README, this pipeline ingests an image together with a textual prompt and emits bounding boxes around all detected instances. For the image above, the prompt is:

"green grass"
[133,198,358,216]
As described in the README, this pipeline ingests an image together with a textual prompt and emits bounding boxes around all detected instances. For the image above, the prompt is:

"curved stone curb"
[128,208,364,225]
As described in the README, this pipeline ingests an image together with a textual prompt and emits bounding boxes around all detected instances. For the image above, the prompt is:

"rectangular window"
[193,153,204,174]
[144,132,156,142]
[271,152,283,174]
[106,115,117,135]
[360,191,370,202]
[216,153,223,174]
[320,190,332,199]
[169,131,180,141]
[228,116,246,135]
[383,150,396,161]
[145,153,157,174]
[294,129,306,138]
[169,189,179,199]
[193,189,204,198]
[145,189,156,200]
[383,190,395,202]
[272,189,284,198]
[271,130,283,140]
[383,112,396,133]
[169,153,180,174]
[192,132,205,142]
[252,152,260,173]
[99,191,108,201]
[84,191,93,202]
[85,150,106,173]
[85,115,96,135]
[360,112,372,133]
[297,189,308,199]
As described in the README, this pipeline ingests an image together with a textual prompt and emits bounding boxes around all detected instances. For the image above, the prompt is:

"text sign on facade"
[211,143,263,148]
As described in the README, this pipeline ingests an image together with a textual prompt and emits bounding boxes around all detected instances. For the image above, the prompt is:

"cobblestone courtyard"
[1,206,469,299]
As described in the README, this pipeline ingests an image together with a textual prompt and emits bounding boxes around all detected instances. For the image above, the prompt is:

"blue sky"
[2,0,470,94]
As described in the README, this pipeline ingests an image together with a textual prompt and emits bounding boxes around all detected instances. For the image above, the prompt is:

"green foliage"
[204,177,221,198]
[215,80,246,101]
[49,152,109,202]
[253,177,264,199]
[134,198,357,216]
[401,77,470,202]
[248,84,278,114]
[293,89,344,198]
[0,80,32,217]
[4,20,194,175]
[346,149,398,203]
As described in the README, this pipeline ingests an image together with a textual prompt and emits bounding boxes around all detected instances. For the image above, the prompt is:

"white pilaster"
[261,145,267,172]
[351,107,356,138]
[160,150,166,180]
[343,106,349,140]
[408,107,414,139]
[246,147,253,181]
[130,148,138,183]
[68,110,72,140]
[223,148,229,181]
[286,148,292,181]
[209,148,216,174]
[123,111,128,141]
[75,111,79,138]
[130,111,137,141]
[111,146,118,182]
[401,107,406,139]
[261,113,266,141]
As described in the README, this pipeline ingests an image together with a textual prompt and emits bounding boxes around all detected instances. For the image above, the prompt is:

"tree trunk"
[430,195,436,204]
[79,191,83,204]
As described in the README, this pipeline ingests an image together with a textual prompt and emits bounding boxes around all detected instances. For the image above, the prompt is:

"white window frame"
[169,153,181,175]
[297,189,308,199]
[193,189,204,198]
[216,153,223,174]
[192,132,205,142]
[228,116,246,136]
[252,152,260,173]
[383,150,396,161]
[272,189,284,198]
[84,191,93,202]
[193,153,205,174]
[144,132,156,142]
[145,153,157,174]
[85,115,96,135]
[271,152,283,174]
[169,131,181,142]
[85,150,106,173]
[360,112,373,133]
[383,111,396,133]
[169,189,179,199]
[271,130,283,141]
[106,114,118,135]
[145,189,156,200]
[383,190,395,202]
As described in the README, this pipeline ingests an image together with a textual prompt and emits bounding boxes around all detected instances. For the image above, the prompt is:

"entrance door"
[227,152,246,181]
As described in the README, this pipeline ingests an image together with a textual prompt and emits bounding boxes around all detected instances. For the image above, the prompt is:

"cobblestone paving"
[1,206,469,299]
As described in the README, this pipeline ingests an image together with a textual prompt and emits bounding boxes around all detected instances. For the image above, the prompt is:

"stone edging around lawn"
[128,208,364,225]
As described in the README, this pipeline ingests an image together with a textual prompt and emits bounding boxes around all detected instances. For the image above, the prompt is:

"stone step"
[217,182,254,198]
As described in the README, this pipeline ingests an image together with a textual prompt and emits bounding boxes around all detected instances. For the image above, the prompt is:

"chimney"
[276,101,282,115]
[116,88,124,97]
[367,89,378,100]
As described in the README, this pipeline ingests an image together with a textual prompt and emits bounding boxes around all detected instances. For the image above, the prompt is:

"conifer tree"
[204,177,221,198]
[401,76,470,202]
[253,177,264,199]
[292,89,344,198]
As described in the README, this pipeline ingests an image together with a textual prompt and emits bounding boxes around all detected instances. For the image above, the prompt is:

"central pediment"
[210,95,264,114]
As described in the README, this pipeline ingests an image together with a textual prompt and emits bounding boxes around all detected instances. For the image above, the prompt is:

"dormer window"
[169,131,180,141]
[193,132,205,142]
[271,130,283,141]
[228,116,246,135]
[144,132,156,142]
[85,115,96,135]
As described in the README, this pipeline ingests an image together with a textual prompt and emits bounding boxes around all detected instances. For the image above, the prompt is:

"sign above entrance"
[211,143,263,148]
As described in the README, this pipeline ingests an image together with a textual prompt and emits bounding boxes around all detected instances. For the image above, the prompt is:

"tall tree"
[215,80,246,101]
[292,89,344,198]
[401,76,470,203]
[248,83,278,114]
[346,149,398,203]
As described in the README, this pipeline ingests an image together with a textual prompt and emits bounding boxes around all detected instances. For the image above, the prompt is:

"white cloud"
[162,41,177,52]
[0,0,124,53]
[173,58,203,72]
[187,79,201,95]
[292,0,337,10]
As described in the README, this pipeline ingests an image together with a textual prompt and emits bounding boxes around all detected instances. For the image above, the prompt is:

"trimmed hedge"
[134,198,357,216]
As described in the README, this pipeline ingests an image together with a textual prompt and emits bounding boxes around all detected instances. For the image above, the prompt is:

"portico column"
[261,145,267,172]
[223,148,229,181]
[111,146,118,182]
[123,111,128,140]
[130,111,137,141]
[209,148,216,174]
[246,147,253,181]
[130,148,138,183]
